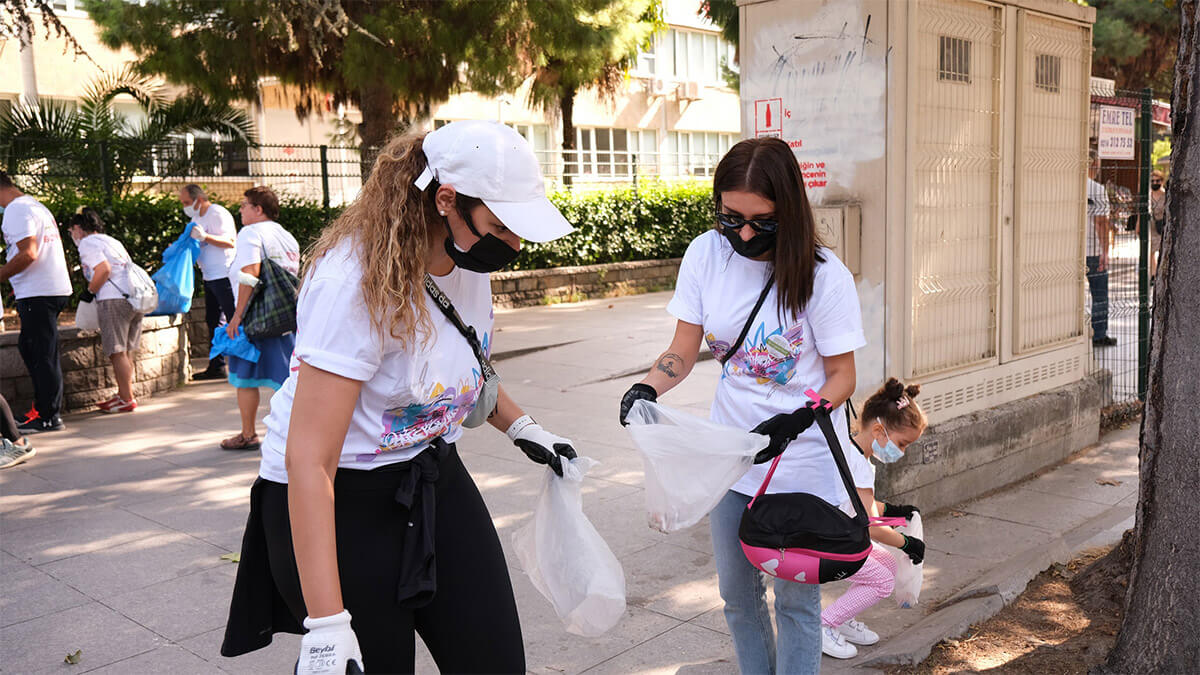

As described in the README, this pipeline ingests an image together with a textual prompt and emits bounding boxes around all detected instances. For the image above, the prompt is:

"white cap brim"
[484,196,574,243]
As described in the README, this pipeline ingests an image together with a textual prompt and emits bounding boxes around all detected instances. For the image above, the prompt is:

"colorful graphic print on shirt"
[706,320,806,385]
[363,331,492,461]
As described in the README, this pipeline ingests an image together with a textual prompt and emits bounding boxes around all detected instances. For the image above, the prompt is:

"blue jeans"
[710,490,822,675]
[1085,255,1109,340]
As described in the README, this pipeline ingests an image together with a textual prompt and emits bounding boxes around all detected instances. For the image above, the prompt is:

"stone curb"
[858,498,1135,668]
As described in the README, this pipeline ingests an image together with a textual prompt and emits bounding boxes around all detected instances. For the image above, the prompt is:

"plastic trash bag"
[150,227,201,315]
[889,512,925,608]
[75,300,99,331]
[624,399,769,533]
[210,325,261,364]
[513,456,626,637]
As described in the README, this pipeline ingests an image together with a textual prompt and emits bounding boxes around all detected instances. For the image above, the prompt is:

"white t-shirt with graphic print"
[666,230,866,507]
[258,240,494,483]
[77,233,134,302]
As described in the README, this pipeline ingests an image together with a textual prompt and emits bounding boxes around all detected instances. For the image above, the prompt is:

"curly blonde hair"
[305,130,441,347]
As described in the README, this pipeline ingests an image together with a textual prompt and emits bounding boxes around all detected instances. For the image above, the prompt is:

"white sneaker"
[838,618,880,646]
[821,625,858,659]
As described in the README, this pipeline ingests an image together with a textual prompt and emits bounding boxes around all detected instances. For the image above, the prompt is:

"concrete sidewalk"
[0,292,1138,674]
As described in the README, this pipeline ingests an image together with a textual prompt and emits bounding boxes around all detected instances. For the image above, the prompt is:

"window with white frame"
[672,29,724,83]
[636,34,660,76]
[635,29,731,84]
[667,131,734,176]
[567,128,657,177]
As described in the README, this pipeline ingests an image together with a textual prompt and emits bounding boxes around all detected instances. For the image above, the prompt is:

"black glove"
[509,417,577,477]
[79,289,96,303]
[750,406,816,464]
[900,534,926,564]
[883,503,920,519]
[619,383,658,426]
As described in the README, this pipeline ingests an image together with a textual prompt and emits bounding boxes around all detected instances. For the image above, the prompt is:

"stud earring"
[439,210,446,216]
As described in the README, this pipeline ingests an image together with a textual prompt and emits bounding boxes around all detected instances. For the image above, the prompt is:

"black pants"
[1,394,20,442]
[15,295,69,419]
[253,447,524,673]
[202,277,237,370]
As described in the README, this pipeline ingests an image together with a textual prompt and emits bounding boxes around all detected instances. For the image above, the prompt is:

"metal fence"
[1088,87,1162,416]
[0,138,720,207]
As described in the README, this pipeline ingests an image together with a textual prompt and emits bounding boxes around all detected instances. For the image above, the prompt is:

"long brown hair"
[712,137,824,318]
[306,130,442,347]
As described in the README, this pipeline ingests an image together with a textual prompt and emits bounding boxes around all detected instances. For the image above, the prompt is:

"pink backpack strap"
[748,453,783,508]
[868,516,908,528]
[747,390,831,510]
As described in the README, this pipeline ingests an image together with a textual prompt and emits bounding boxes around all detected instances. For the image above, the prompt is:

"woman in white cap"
[221,121,578,674]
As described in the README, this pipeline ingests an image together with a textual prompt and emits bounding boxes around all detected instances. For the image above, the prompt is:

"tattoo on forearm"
[656,353,684,378]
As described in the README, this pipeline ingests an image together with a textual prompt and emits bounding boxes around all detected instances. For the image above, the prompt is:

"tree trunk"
[1100,2,1200,672]
[560,87,576,187]
[357,84,399,177]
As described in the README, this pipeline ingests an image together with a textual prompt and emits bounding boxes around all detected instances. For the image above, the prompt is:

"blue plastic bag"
[150,226,201,315]
[210,325,261,364]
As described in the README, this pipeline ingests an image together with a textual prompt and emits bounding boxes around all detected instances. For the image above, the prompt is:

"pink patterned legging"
[821,544,897,627]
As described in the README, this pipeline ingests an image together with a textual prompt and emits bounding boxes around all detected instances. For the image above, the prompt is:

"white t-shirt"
[227,220,300,289]
[839,442,877,518]
[1086,178,1109,258]
[2,195,72,299]
[77,234,134,302]
[193,203,237,281]
[666,230,866,506]
[258,241,495,483]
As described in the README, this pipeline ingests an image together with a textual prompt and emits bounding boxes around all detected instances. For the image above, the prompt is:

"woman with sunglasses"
[619,137,865,674]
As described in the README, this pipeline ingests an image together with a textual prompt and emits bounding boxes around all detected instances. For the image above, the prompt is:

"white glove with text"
[296,610,364,674]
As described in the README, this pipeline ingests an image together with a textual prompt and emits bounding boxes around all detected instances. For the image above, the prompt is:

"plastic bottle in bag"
[624,399,768,533]
[512,456,626,637]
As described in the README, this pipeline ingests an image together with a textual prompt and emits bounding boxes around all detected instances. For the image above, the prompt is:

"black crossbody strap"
[813,408,870,526]
[720,272,775,365]
[423,274,497,381]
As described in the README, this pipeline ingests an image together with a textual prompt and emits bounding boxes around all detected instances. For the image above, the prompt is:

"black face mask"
[722,226,776,259]
[1152,182,1162,189]
[444,211,519,273]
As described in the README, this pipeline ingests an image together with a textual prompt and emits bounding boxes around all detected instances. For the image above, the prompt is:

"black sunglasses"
[715,209,779,234]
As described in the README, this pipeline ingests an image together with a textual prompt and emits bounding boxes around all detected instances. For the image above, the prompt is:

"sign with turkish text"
[1097,105,1135,160]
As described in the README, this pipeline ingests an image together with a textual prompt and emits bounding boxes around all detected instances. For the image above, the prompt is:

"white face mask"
[183,204,198,219]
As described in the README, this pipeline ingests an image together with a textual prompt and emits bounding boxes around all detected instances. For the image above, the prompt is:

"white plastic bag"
[513,456,626,637]
[75,300,100,332]
[624,400,769,533]
[890,512,925,608]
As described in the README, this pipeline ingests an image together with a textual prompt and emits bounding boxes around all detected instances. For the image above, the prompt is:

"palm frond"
[143,94,258,145]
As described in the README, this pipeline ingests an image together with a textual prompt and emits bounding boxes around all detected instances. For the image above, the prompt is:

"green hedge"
[6,182,713,302]
[514,182,714,270]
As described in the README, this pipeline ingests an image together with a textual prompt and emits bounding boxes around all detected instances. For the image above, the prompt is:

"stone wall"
[1,314,191,414]
[490,258,681,308]
[876,376,1102,514]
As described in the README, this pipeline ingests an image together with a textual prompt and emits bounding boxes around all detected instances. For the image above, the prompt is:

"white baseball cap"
[414,120,574,243]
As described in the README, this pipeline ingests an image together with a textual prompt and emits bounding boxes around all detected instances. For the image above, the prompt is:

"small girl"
[821,377,928,659]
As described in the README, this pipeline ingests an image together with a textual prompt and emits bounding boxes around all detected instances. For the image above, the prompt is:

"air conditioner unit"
[649,78,669,97]
[678,81,702,100]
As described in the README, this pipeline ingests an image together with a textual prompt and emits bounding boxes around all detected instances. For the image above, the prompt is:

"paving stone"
[0,602,167,674]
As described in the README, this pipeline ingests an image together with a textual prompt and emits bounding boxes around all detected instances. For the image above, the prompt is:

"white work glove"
[296,610,364,674]
[507,415,578,478]
[189,223,206,241]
